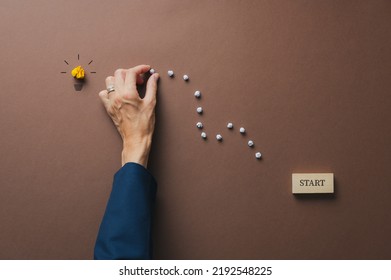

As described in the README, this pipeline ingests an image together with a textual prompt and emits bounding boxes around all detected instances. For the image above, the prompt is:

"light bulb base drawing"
[73,79,84,91]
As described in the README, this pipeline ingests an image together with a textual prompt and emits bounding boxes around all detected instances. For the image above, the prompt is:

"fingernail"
[154,74,160,81]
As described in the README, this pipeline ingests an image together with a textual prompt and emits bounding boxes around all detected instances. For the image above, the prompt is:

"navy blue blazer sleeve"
[94,162,157,260]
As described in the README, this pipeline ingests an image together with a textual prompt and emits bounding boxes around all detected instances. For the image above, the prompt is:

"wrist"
[121,137,152,168]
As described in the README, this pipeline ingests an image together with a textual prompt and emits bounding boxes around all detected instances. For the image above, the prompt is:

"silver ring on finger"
[107,85,115,94]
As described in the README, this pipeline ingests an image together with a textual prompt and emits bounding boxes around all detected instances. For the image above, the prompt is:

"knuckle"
[105,76,112,83]
[113,96,123,106]
[146,99,156,109]
[114,68,123,76]
[123,93,133,100]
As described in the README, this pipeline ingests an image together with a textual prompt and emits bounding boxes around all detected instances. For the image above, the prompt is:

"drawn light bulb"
[61,54,96,91]
[71,65,85,91]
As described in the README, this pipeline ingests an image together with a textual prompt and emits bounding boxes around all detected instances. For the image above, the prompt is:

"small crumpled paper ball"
[71,65,85,79]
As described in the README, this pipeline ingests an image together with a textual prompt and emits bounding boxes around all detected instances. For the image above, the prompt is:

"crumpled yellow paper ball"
[71,65,85,79]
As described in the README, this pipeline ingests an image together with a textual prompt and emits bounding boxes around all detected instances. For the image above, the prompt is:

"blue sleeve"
[94,162,157,260]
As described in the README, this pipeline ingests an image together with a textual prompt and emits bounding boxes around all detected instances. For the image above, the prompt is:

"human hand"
[99,65,159,168]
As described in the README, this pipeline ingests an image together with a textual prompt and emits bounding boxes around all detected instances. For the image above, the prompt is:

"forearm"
[94,162,157,260]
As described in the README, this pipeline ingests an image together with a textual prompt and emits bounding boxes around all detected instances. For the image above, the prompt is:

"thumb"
[144,73,159,103]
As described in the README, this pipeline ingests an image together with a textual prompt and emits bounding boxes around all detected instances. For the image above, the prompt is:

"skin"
[98,65,159,168]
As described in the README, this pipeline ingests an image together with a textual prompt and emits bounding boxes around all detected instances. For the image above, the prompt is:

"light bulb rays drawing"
[61,54,96,91]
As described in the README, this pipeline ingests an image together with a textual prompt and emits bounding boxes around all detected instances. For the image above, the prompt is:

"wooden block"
[292,173,334,194]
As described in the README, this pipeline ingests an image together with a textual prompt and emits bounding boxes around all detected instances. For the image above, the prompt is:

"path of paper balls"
[150,68,262,160]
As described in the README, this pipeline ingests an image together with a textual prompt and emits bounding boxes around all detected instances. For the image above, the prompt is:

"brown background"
[0,0,390,259]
